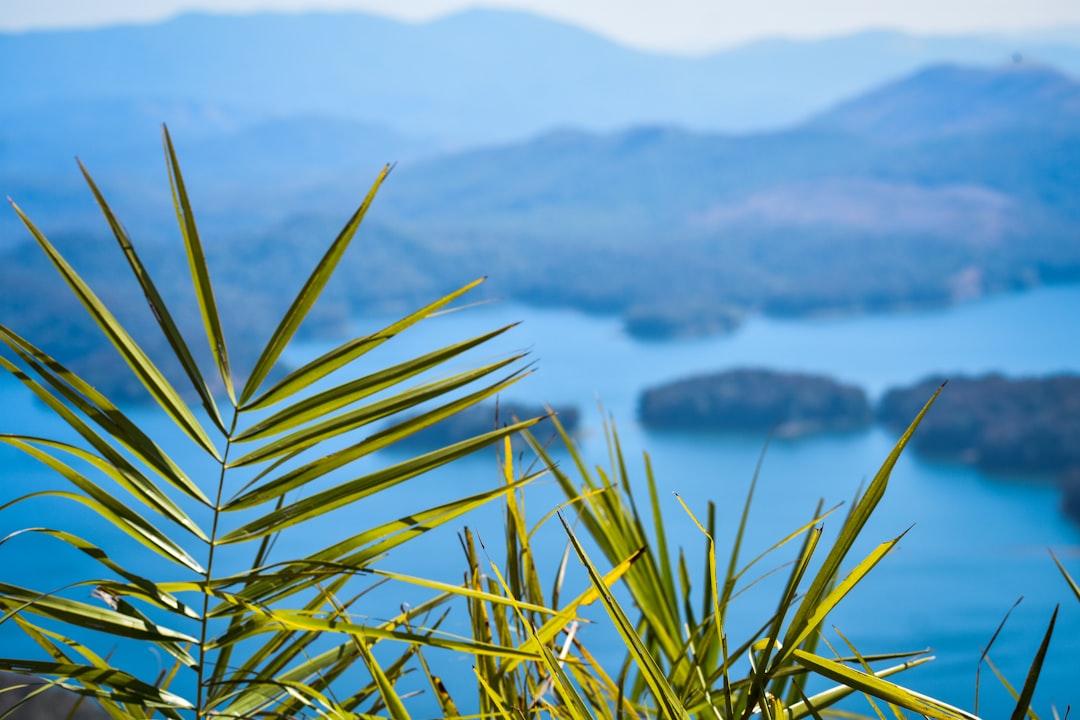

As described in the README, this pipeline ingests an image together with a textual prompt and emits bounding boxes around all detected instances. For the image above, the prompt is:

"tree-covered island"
[638,368,874,437]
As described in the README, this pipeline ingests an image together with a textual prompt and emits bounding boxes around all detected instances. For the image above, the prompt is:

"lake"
[3,283,1079,716]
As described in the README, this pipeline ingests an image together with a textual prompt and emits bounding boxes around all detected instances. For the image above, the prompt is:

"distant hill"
[351,63,1080,328]
[4,57,1080,398]
[810,63,1080,140]
[2,9,1079,148]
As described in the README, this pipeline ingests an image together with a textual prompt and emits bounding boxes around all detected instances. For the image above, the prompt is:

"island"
[638,368,873,437]
[623,303,742,341]
[878,374,1080,474]
[878,374,1080,522]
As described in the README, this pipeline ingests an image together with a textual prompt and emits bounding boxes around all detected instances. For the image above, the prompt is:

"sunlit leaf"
[240,164,392,405]
[162,124,235,404]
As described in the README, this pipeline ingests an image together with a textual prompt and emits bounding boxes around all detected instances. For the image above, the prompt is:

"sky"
[3,0,1080,54]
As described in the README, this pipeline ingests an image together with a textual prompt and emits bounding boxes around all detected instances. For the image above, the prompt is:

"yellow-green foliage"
[0,127,1066,719]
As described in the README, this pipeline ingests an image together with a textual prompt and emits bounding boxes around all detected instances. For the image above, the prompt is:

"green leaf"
[1009,606,1057,720]
[0,660,192,711]
[559,513,690,720]
[786,532,908,652]
[1050,550,1080,603]
[792,649,978,720]
[0,333,211,508]
[779,384,943,665]
[0,527,200,620]
[1,435,209,557]
[354,632,412,720]
[240,164,392,406]
[4,199,222,461]
[77,158,227,435]
[226,366,529,505]
[241,278,486,411]
[784,656,935,719]
[7,207,223,468]
[234,324,516,443]
[162,124,235,404]
[0,582,197,645]
[218,417,541,543]
[214,476,533,610]
[227,358,526,469]
[206,610,540,661]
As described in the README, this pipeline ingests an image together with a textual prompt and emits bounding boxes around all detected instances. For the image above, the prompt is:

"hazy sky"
[3,0,1079,53]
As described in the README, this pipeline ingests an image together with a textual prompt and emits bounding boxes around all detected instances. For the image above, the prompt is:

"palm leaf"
[233,325,516,443]
[239,163,392,405]
[226,358,527,469]
[0,583,196,645]
[0,528,198,619]
[77,158,227,434]
[218,417,541,543]
[1,435,207,554]
[0,660,190,713]
[224,372,533,508]
[6,200,222,461]
[161,124,235,403]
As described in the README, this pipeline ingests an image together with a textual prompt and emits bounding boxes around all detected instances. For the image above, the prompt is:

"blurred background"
[2,0,1080,716]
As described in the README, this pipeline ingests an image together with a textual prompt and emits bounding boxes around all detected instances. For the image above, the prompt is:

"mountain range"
[1,10,1079,397]
[3,10,1080,151]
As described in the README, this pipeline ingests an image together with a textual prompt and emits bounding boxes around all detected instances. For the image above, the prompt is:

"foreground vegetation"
[0,129,1069,718]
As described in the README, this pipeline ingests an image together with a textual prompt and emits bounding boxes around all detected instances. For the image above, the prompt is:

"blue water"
[3,285,1080,716]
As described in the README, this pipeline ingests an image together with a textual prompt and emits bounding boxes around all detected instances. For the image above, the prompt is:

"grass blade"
[792,649,977,720]
[1009,606,1057,720]
[559,513,690,720]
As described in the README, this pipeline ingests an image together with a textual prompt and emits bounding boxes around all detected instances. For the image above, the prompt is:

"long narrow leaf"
[6,200,222,461]
[780,384,943,664]
[1,436,209,559]
[234,325,516,443]
[559,513,690,720]
[0,661,192,711]
[242,278,485,411]
[227,359,527,469]
[240,164,392,405]
[225,367,530,506]
[219,417,541,543]
[162,125,235,403]
[1009,606,1058,720]
[0,582,197,644]
[77,159,227,434]
[0,335,211,508]
[785,532,908,652]
[792,649,977,720]
[0,528,199,619]
[205,610,540,661]
[211,476,533,611]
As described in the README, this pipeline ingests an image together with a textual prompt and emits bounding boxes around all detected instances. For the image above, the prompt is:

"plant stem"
[196,409,239,718]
